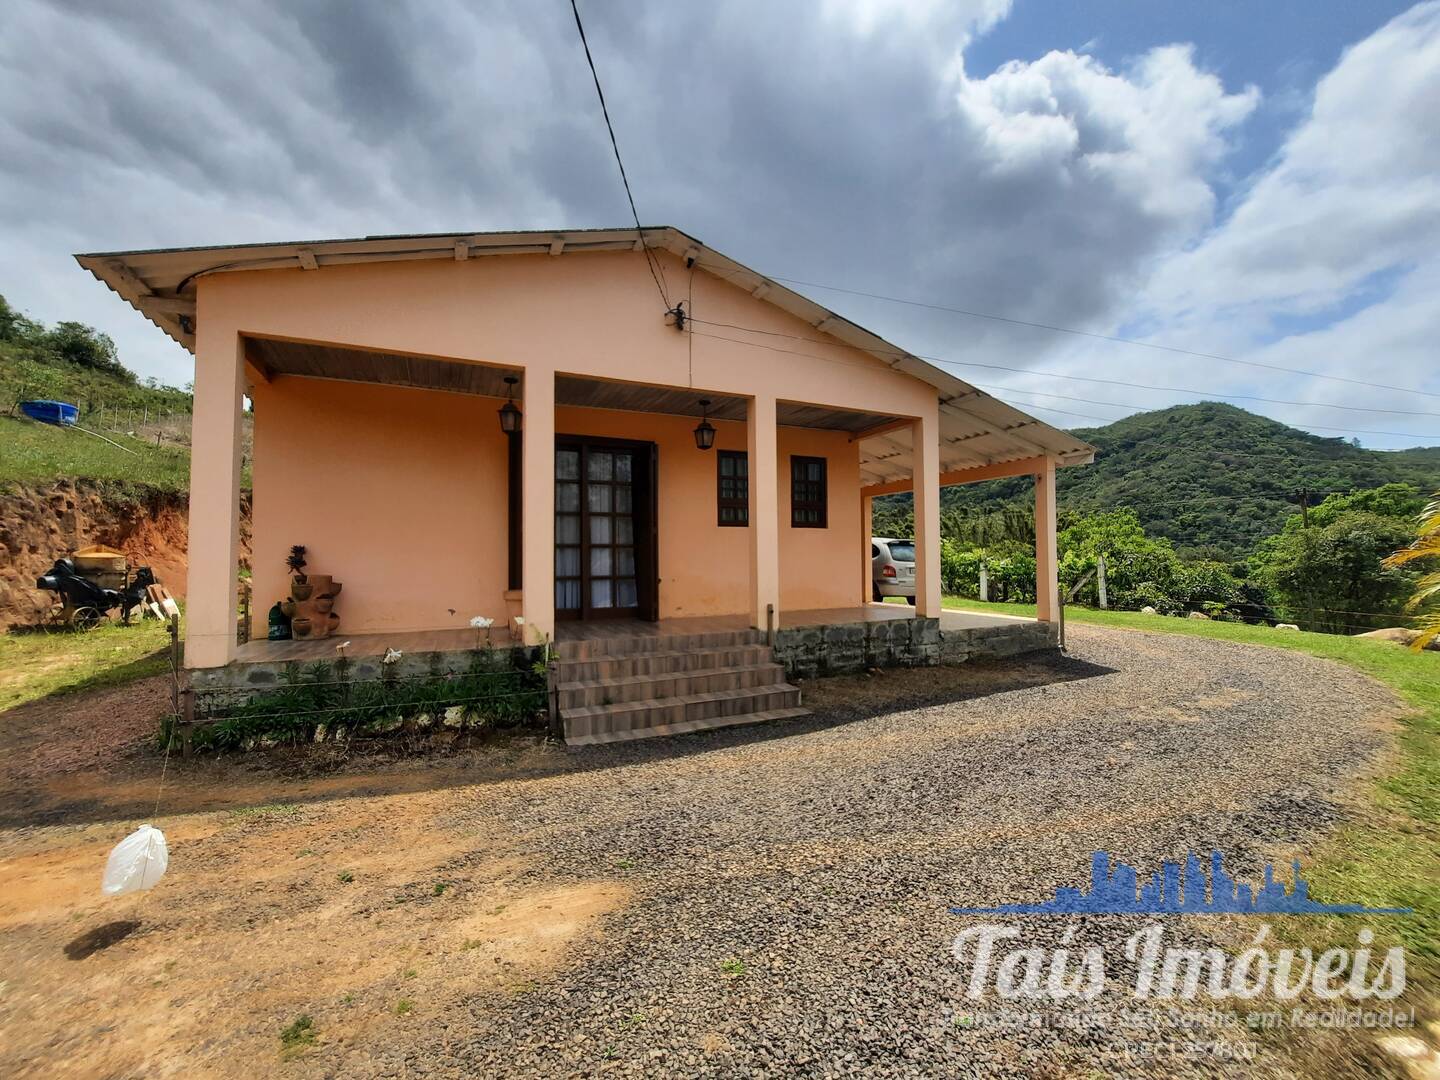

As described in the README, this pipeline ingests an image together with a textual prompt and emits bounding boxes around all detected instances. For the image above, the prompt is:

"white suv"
[871,537,916,604]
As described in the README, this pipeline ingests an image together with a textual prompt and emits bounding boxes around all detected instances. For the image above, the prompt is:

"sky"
[1,0,1438,449]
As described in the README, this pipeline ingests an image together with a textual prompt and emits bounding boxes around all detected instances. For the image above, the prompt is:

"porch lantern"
[693,399,716,450]
[498,375,522,434]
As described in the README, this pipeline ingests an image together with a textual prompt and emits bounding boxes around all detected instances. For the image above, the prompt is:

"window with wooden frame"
[717,450,749,526]
[790,455,827,528]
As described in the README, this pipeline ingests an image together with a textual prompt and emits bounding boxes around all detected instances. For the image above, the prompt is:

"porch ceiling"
[556,376,893,432]
[245,337,520,397]
[856,411,1077,488]
[244,339,898,434]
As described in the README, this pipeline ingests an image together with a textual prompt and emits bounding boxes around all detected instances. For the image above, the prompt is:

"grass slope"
[943,596,1439,974]
[0,414,191,494]
[0,618,173,712]
[913,402,1440,559]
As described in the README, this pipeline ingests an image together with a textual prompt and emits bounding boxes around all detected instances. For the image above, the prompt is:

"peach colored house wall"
[199,251,934,418]
[190,249,939,665]
[245,390,861,637]
[248,377,510,637]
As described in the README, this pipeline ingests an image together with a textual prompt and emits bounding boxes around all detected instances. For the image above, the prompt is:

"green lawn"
[944,596,1440,972]
[0,414,191,493]
[0,618,174,712]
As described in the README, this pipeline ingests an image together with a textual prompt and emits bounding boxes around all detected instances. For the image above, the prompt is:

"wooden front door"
[554,436,657,620]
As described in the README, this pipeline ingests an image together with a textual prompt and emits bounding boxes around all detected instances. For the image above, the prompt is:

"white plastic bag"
[101,824,169,896]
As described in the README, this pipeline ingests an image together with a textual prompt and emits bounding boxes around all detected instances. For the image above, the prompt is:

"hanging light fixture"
[693,398,716,450]
[498,375,522,434]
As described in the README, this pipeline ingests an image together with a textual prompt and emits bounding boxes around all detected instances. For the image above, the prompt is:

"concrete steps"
[557,629,806,746]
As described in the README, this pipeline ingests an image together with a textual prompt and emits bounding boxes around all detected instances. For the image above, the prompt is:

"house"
[78,227,1094,744]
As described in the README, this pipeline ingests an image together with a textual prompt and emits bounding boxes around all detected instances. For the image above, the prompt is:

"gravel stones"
[316,625,1400,1078]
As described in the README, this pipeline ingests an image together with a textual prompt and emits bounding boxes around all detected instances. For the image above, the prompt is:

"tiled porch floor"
[230,604,1040,663]
[556,603,1038,642]
[233,626,516,663]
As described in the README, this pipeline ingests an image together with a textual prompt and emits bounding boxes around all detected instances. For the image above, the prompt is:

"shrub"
[186,647,548,752]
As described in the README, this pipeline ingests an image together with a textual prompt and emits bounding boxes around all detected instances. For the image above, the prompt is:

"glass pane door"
[556,441,642,618]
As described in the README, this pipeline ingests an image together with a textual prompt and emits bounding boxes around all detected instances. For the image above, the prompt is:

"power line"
[569,0,670,310]
[685,316,1440,418]
[720,269,1440,402]
[685,324,1440,440]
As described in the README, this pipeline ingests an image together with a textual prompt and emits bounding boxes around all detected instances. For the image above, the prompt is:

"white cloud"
[1,0,1434,452]
[1144,1,1440,320]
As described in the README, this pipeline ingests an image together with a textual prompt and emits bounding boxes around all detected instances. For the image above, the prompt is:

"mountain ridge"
[924,402,1440,559]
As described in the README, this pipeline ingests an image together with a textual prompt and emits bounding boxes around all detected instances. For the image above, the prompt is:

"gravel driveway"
[331,624,1400,1079]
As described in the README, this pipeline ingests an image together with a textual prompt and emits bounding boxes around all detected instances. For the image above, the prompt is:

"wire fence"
[166,629,552,755]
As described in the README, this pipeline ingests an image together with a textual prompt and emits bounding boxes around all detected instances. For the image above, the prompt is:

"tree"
[0,293,41,343]
[1383,492,1440,650]
[1253,510,1416,633]
[42,321,133,381]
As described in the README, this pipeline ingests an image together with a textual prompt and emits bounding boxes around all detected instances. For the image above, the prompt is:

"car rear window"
[886,541,916,562]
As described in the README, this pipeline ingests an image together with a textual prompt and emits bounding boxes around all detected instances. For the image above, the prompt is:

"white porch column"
[747,394,780,631]
[912,406,942,618]
[1035,456,1060,623]
[184,328,246,668]
[860,492,874,604]
[521,367,555,646]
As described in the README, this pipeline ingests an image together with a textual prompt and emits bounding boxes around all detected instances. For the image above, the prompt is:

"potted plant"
[287,546,313,600]
[286,545,308,584]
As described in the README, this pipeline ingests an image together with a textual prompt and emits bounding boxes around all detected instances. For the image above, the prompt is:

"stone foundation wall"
[773,618,1058,680]
[773,618,942,680]
[187,643,545,694]
[940,620,1058,664]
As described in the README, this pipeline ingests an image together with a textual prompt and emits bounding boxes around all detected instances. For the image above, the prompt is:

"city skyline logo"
[951,850,1411,916]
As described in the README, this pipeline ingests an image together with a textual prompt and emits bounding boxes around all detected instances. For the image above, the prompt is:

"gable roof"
[75,226,1095,481]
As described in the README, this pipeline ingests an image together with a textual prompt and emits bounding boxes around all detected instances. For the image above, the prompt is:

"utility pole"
[1096,554,1108,609]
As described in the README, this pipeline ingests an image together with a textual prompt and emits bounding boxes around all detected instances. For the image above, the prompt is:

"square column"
[1035,457,1060,623]
[184,329,246,668]
[911,408,942,618]
[521,367,555,646]
[747,394,780,631]
[861,492,874,604]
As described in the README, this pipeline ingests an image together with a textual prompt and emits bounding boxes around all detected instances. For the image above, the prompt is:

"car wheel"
[872,585,883,603]
[905,596,917,606]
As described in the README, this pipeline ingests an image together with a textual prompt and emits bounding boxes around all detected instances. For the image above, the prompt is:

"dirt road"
[0,626,1412,1077]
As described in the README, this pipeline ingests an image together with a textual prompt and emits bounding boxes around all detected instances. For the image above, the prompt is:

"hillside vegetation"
[0,414,191,494]
[1,293,197,494]
[920,402,1439,559]
[1,294,191,421]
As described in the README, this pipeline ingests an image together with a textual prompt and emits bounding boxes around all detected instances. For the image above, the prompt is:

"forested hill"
[928,402,1440,559]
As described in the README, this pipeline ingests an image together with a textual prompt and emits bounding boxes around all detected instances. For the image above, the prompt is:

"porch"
[231,601,1038,658]
[211,603,1054,696]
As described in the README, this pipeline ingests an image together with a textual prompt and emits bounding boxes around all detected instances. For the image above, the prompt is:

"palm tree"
[1383,491,1440,650]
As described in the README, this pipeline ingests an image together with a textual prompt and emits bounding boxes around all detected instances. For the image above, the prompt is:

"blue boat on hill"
[19,400,79,426]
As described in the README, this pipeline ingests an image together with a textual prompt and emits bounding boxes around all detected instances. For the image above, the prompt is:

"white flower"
[381,648,403,665]
[334,640,352,655]
[469,616,494,629]
[513,616,525,624]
